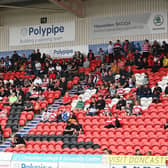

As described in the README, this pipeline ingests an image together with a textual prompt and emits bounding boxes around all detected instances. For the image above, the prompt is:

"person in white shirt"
[107,41,114,63]
[35,61,41,75]
[33,76,42,86]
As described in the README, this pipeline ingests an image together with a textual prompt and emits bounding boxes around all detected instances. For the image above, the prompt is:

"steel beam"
[49,0,84,17]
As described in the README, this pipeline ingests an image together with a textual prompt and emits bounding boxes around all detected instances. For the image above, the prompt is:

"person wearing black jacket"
[87,50,95,61]
[116,96,126,110]
[59,77,67,96]
[164,83,168,96]
[96,95,105,111]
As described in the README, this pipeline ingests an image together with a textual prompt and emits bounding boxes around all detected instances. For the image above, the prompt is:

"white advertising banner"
[40,45,88,58]
[9,22,75,46]
[0,152,13,168]
[11,161,58,168]
[90,12,167,39]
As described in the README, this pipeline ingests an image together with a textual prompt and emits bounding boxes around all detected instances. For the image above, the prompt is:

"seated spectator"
[104,70,114,82]
[151,55,161,73]
[146,151,152,156]
[24,101,33,111]
[136,58,143,69]
[63,121,75,135]
[29,88,39,101]
[164,83,168,96]
[96,95,105,111]
[132,101,142,116]
[102,148,112,155]
[152,90,161,103]
[116,96,126,110]
[126,50,134,65]
[62,92,72,105]
[83,58,90,68]
[59,77,67,96]
[15,95,24,106]
[164,119,168,130]
[116,84,125,97]
[11,134,26,148]
[162,56,168,67]
[0,125,3,143]
[120,75,128,88]
[0,107,8,117]
[33,76,42,86]
[101,103,111,117]
[109,83,116,98]
[125,102,133,116]
[104,113,121,129]
[75,96,84,110]
[141,84,152,98]
[111,60,119,74]
[9,92,18,106]
[98,85,109,97]
[34,60,41,75]
[75,83,84,95]
[134,50,141,65]
[134,149,143,155]
[87,97,98,116]
[70,120,83,135]
[61,109,70,122]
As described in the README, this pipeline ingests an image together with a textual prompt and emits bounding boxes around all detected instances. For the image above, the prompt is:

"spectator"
[132,101,142,116]
[113,40,121,60]
[59,77,67,96]
[75,96,85,110]
[109,83,116,98]
[126,50,134,65]
[162,56,168,67]
[141,84,152,98]
[116,96,126,110]
[142,39,151,59]
[102,148,112,154]
[61,109,70,122]
[134,149,143,155]
[83,58,90,68]
[134,50,141,65]
[102,103,111,117]
[164,119,168,130]
[98,48,105,63]
[123,40,132,56]
[9,92,18,106]
[146,151,152,156]
[11,134,26,148]
[63,121,75,135]
[62,92,71,105]
[87,97,98,116]
[107,41,113,63]
[87,50,95,61]
[151,40,161,57]
[164,83,168,96]
[34,60,41,75]
[104,113,121,128]
[33,76,42,86]
[161,41,168,56]
[96,95,105,111]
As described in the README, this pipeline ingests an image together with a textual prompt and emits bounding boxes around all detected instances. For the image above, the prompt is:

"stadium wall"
[0,0,168,51]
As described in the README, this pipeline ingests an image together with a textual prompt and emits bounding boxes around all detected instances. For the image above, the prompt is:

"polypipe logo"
[153,14,164,26]
[20,163,53,168]
[20,25,65,37]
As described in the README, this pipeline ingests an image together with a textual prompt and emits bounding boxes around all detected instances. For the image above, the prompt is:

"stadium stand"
[0,39,168,156]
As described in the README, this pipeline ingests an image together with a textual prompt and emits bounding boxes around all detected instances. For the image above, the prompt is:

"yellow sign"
[108,155,167,166]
